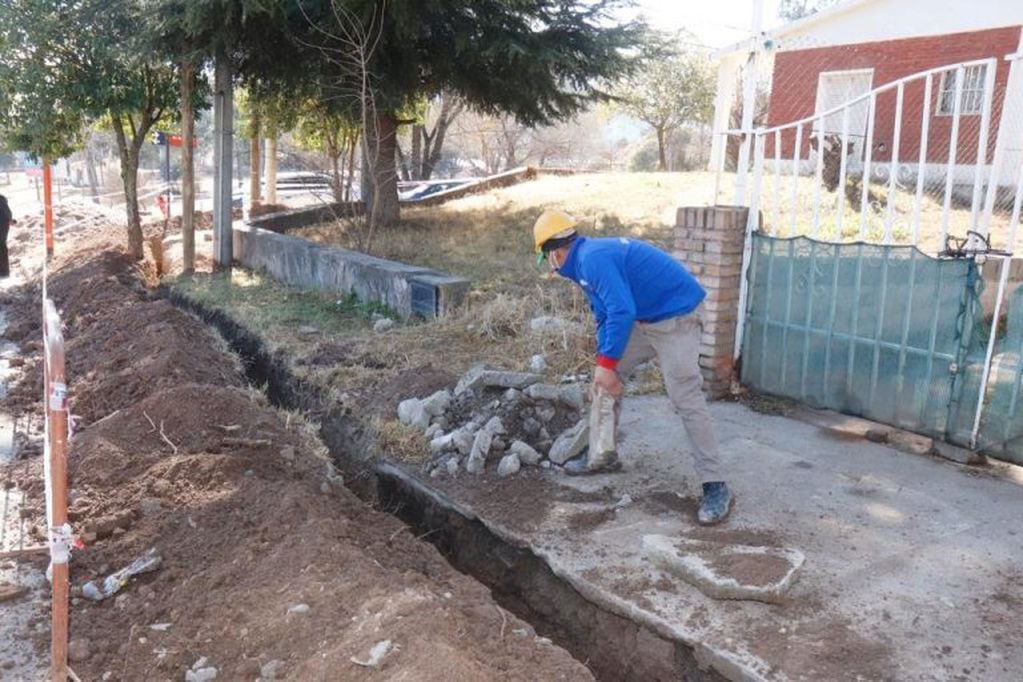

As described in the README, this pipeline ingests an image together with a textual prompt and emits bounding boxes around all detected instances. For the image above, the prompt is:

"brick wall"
[674,206,750,398]
[767,26,1021,163]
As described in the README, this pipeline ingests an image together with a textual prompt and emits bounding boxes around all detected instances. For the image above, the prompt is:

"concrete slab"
[405,397,1023,681]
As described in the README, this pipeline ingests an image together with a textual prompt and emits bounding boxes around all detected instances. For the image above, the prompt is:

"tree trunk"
[181,59,196,274]
[249,112,261,211]
[411,125,424,180]
[327,135,344,204]
[656,127,667,172]
[111,115,145,260]
[396,141,411,182]
[84,145,100,202]
[265,136,278,205]
[345,130,358,202]
[363,111,399,231]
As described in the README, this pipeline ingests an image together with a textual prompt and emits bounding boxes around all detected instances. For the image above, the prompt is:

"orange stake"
[43,159,55,257]
[43,299,69,681]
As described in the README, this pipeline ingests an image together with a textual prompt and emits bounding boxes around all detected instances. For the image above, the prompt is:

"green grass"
[173,268,394,338]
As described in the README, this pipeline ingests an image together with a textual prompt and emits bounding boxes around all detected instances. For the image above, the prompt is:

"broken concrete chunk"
[452,427,475,455]
[429,432,456,454]
[466,430,493,474]
[483,416,506,436]
[548,421,589,464]
[422,389,452,417]
[525,383,585,411]
[521,417,541,436]
[535,404,557,424]
[530,354,548,373]
[497,453,521,477]
[445,456,460,476]
[455,365,541,395]
[509,440,542,466]
[397,398,430,431]
[642,535,805,604]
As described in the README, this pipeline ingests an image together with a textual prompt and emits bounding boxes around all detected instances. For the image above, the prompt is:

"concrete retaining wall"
[232,224,469,319]
[247,202,364,234]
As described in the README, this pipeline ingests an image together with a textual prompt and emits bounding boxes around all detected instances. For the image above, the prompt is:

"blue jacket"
[556,236,705,364]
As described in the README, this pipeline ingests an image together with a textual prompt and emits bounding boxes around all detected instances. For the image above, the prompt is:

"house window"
[937,64,987,116]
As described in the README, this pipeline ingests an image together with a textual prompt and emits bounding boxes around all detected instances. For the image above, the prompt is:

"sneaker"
[563,452,623,476]
[697,481,733,525]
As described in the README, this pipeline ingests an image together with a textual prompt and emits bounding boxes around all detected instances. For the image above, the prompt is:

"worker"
[0,194,16,279]
[532,209,733,525]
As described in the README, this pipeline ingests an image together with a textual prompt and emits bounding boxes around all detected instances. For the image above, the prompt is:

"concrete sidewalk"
[411,397,1023,681]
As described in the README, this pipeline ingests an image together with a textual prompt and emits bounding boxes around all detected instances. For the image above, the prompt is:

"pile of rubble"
[396,365,591,477]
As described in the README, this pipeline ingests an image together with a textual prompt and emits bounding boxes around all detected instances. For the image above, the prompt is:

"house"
[709,0,1023,188]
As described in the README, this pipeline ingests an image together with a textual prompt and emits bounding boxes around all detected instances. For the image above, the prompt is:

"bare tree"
[410,93,465,179]
[301,0,388,251]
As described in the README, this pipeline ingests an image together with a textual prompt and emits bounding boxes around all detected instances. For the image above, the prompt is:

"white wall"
[775,0,1023,51]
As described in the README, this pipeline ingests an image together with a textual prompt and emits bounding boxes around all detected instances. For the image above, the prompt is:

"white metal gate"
[729,53,1023,456]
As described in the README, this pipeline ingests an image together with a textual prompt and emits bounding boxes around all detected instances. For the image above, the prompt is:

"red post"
[43,158,55,257]
[43,299,69,681]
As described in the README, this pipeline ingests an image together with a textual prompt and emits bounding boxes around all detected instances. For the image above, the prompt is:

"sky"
[625,0,787,49]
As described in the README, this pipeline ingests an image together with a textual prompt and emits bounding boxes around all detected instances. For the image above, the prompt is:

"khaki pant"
[616,313,724,483]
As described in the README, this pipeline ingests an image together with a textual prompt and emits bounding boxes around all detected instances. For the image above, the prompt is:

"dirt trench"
[167,288,728,682]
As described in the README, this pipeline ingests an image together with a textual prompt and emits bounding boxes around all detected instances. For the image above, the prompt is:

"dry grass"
[294,172,699,295]
[374,418,430,464]
[712,171,1016,253]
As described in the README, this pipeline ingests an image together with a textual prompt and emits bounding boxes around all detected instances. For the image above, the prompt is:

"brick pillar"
[673,206,749,398]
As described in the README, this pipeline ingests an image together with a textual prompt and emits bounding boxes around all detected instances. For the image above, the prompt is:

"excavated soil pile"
[2,244,592,681]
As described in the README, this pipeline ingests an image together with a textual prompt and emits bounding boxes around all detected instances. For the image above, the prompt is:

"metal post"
[164,142,171,232]
[43,299,69,681]
[733,0,765,206]
[213,51,234,269]
[43,158,54,257]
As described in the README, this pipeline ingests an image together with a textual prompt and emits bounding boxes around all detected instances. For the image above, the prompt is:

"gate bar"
[972,156,1023,448]
[912,75,933,246]
[940,66,965,246]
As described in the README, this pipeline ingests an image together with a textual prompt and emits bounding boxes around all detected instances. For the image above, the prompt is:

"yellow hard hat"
[533,210,579,254]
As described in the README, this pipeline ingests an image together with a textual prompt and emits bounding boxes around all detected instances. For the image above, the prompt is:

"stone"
[483,416,505,436]
[68,637,91,662]
[497,453,521,477]
[530,354,548,372]
[421,389,452,417]
[185,668,218,682]
[280,446,295,462]
[466,430,493,474]
[425,423,443,439]
[397,398,430,430]
[431,416,448,431]
[287,603,310,614]
[373,318,395,332]
[456,366,541,395]
[535,404,557,424]
[503,388,522,402]
[509,441,542,466]
[429,432,456,454]
[491,438,507,451]
[452,426,475,455]
[525,383,585,410]
[139,497,163,516]
[521,417,541,435]
[548,421,589,464]
[445,457,460,476]
[260,660,286,680]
